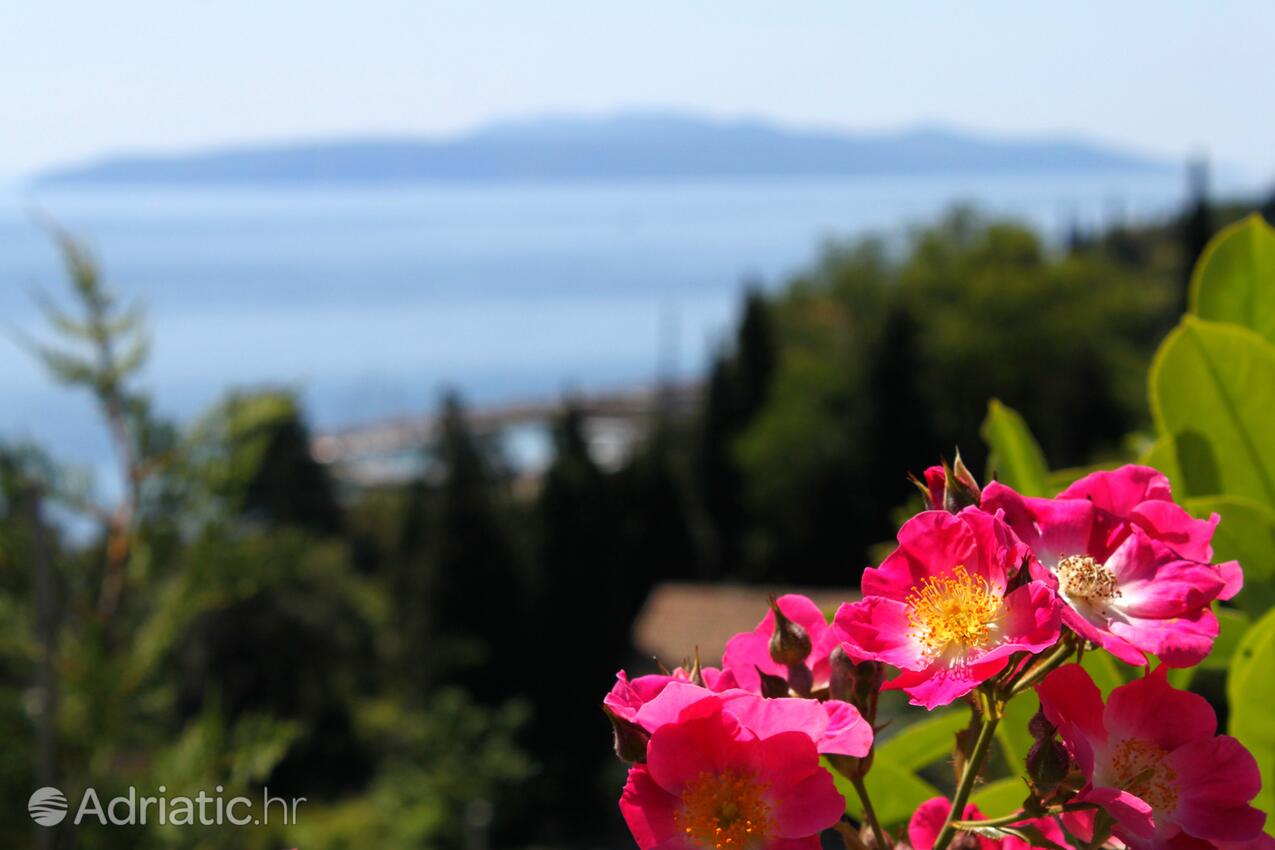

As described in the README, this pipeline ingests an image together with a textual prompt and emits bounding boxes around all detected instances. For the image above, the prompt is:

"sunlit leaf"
[982,399,1049,496]
[1227,606,1275,836]
[1185,496,1275,615]
[830,756,942,829]
[1190,213,1275,346]
[1148,317,1275,507]
[877,710,965,770]
[970,776,1029,815]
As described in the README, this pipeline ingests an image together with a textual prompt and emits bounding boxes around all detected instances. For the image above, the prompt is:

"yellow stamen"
[676,769,773,850]
[906,565,1002,658]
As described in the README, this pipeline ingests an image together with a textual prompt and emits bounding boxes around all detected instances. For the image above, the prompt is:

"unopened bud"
[853,659,885,701]
[828,647,856,702]
[1028,706,1055,741]
[943,452,981,513]
[755,666,790,698]
[768,599,812,666]
[1026,737,1070,792]
[603,706,650,763]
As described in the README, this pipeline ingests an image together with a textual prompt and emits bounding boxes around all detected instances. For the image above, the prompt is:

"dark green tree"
[695,289,776,578]
[422,393,526,702]
[526,405,626,841]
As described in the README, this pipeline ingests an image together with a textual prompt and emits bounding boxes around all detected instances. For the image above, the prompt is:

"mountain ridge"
[35,112,1170,185]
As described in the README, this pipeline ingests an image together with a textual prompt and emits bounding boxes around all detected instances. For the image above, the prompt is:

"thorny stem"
[932,688,1001,850]
[849,773,890,849]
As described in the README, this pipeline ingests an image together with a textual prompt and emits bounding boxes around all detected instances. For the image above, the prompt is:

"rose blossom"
[619,687,850,850]
[983,471,1235,667]
[834,508,1061,708]
[1037,664,1266,849]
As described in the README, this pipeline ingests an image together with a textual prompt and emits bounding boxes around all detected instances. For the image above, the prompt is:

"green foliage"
[876,711,966,769]
[734,211,1173,580]
[832,755,942,829]
[1228,607,1275,837]
[981,399,1050,496]
[1150,317,1275,505]
[1190,214,1275,345]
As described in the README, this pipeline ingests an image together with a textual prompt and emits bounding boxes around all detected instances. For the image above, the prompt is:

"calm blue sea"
[0,171,1236,477]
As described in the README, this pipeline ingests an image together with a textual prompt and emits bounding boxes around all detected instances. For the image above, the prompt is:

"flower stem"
[1007,637,1076,698]
[849,773,890,849]
[932,691,1001,850]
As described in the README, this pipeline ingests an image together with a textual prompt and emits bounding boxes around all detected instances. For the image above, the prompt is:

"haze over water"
[0,169,1239,476]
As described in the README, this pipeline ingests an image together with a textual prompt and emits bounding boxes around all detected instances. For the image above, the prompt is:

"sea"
[0,170,1254,482]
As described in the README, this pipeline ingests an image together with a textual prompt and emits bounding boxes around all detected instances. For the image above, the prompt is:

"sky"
[2,1,1273,180]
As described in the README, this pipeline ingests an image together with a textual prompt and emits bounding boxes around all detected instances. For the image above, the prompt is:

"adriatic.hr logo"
[28,787,68,826]
[26,785,305,827]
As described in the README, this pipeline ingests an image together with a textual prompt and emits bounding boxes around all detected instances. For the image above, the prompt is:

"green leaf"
[1149,317,1275,506]
[971,776,1029,815]
[1190,213,1275,346]
[1138,434,1184,495]
[829,757,941,828]
[1080,649,1127,695]
[982,399,1050,496]
[1227,606,1275,837]
[877,710,966,770]
[1185,496,1275,615]
[1169,606,1250,689]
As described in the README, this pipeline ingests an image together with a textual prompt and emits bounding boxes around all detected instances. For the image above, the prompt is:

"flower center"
[1056,555,1120,602]
[906,566,1002,659]
[676,769,773,850]
[1110,738,1179,812]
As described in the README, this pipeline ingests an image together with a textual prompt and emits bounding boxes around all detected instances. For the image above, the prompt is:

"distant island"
[35,112,1170,185]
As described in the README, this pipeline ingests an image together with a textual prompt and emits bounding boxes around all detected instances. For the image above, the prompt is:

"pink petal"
[606,670,691,722]
[1102,666,1216,750]
[1066,607,1149,666]
[644,706,747,792]
[1000,817,1073,850]
[1168,736,1266,842]
[977,581,1062,661]
[833,597,927,671]
[1107,607,1219,669]
[1059,465,1173,515]
[887,656,1008,709]
[721,630,776,693]
[758,740,845,838]
[620,765,683,850]
[1037,664,1106,775]
[907,798,953,850]
[715,691,872,758]
[768,839,825,850]
[716,691,825,740]
[1110,535,1227,617]
[819,699,874,757]
[633,681,723,734]
[1073,786,1155,838]
[862,511,984,600]
[1216,560,1244,601]
[983,480,1097,567]
[907,799,991,850]
[1129,500,1218,562]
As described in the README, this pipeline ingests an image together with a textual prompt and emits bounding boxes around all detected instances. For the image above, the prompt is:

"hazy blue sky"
[3,1,1272,179]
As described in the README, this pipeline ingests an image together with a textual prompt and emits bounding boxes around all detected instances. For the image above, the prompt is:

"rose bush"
[601,218,1275,850]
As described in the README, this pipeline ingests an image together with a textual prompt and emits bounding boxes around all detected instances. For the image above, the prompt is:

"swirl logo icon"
[28,787,68,826]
